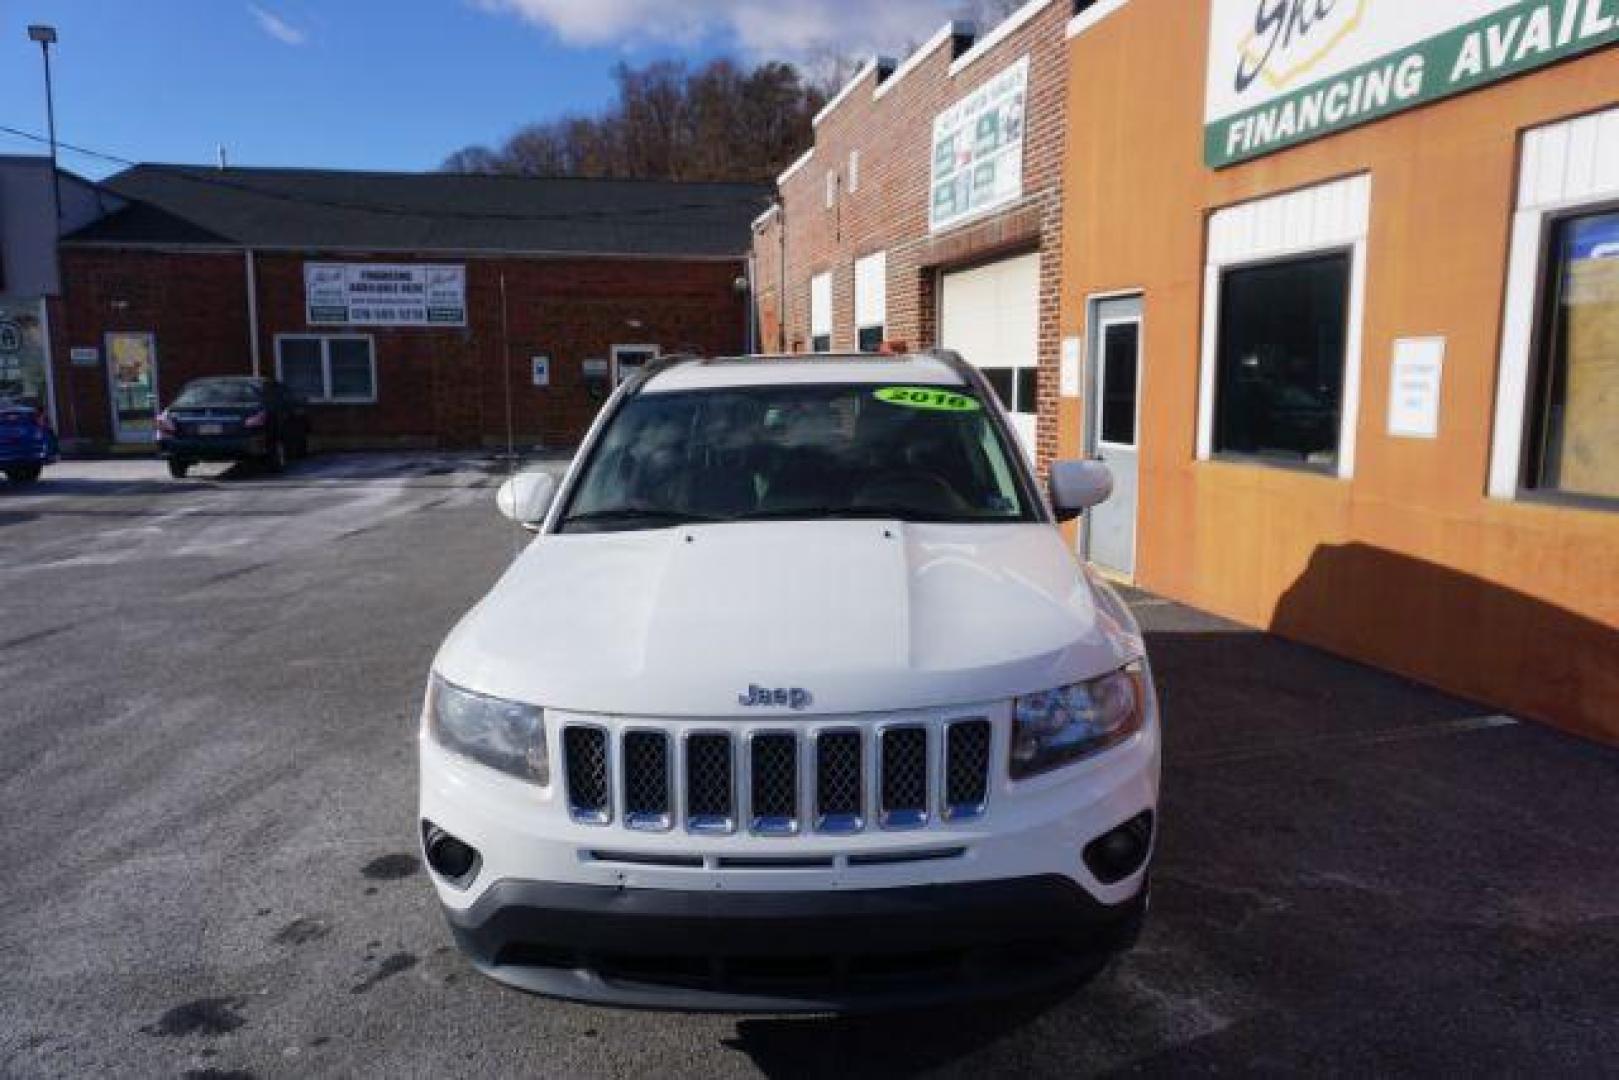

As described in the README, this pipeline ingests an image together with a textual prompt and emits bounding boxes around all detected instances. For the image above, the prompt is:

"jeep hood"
[435,521,1143,717]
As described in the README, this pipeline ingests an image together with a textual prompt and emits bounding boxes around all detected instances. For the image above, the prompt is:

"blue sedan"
[0,399,58,486]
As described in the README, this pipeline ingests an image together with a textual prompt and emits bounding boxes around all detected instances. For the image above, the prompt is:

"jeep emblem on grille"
[738,684,811,710]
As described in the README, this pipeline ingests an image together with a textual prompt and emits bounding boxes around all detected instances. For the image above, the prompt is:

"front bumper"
[445,873,1146,1012]
[0,439,56,466]
[159,434,265,461]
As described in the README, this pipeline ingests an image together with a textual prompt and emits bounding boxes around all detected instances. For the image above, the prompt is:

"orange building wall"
[1059,0,1619,742]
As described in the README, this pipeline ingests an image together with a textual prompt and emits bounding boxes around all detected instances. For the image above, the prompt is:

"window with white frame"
[848,150,861,195]
[1491,105,1619,507]
[810,272,832,352]
[825,169,837,210]
[854,252,886,352]
[1199,174,1369,478]
[276,335,376,402]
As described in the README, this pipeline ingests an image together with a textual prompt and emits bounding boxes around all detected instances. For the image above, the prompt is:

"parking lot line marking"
[1180,714,1521,766]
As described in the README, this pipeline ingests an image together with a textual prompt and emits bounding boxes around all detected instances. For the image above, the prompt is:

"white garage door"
[939,252,1040,454]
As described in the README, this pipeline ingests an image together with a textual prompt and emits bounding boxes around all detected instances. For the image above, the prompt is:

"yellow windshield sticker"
[874,386,981,412]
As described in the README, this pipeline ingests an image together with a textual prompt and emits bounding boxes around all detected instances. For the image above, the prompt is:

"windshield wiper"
[732,505,989,523]
[560,507,720,532]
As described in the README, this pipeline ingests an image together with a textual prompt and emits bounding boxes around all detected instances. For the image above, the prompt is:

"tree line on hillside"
[440,0,1029,183]
[441,60,825,184]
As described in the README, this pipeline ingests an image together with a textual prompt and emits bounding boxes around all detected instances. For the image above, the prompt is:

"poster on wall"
[1205,0,1619,168]
[929,57,1028,233]
[0,299,50,413]
[305,263,466,326]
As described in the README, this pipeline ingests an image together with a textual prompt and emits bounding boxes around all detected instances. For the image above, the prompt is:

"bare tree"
[440,58,824,184]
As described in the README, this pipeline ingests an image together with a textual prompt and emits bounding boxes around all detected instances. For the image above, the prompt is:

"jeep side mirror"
[496,471,558,531]
[1048,459,1113,522]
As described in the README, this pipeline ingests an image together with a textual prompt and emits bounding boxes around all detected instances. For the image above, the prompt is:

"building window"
[1525,207,1619,501]
[848,150,860,194]
[854,251,886,353]
[810,272,832,353]
[276,335,376,402]
[825,170,837,209]
[1213,253,1350,470]
[980,368,1038,417]
[1100,321,1140,445]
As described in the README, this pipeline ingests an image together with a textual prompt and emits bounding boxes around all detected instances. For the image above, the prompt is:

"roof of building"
[63,165,772,258]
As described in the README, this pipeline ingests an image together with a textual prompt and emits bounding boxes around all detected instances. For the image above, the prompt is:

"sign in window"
[1527,209,1619,501]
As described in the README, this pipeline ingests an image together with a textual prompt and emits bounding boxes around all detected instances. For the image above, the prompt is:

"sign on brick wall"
[304,262,466,326]
[1206,0,1619,168]
[929,57,1029,233]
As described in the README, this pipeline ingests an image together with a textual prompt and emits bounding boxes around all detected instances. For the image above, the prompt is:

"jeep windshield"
[558,382,1037,532]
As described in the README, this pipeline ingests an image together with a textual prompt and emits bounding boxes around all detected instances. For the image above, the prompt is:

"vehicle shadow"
[725,984,1078,1077]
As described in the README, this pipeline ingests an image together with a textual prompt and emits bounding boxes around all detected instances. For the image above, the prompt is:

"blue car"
[0,399,58,486]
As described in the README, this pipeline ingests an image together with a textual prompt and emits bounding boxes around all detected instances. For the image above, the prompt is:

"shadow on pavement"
[726,985,1077,1077]
[1273,542,1619,745]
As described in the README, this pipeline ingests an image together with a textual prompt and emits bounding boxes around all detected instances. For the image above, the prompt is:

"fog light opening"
[1084,811,1154,885]
[422,821,481,888]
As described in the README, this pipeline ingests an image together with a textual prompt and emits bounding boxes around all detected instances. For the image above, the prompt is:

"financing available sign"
[1206,0,1619,167]
[929,57,1029,233]
[305,262,467,327]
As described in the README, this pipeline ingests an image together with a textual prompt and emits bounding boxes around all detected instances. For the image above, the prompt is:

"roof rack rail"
[923,347,978,384]
[623,352,704,396]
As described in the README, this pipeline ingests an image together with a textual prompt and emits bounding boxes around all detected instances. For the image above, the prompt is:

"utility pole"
[27,25,62,226]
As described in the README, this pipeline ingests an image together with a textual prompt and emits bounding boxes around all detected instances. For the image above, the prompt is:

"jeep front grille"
[685,733,735,833]
[879,726,929,829]
[559,717,993,835]
[562,726,610,824]
[815,730,863,833]
[622,731,671,831]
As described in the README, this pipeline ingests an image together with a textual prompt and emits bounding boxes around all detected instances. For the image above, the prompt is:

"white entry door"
[1084,296,1143,578]
[939,253,1040,456]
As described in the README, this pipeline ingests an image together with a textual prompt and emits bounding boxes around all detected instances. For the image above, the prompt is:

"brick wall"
[56,247,748,449]
[52,248,251,444]
[754,0,1074,469]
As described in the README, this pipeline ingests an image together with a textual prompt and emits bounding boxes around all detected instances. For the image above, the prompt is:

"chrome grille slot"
[815,730,863,833]
[879,726,929,829]
[562,726,610,825]
[685,733,735,834]
[560,716,992,836]
[749,733,799,835]
[943,719,991,821]
[621,731,672,831]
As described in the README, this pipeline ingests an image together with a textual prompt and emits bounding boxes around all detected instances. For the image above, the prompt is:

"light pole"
[27,24,62,226]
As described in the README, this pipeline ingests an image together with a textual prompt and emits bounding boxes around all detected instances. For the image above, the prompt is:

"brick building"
[53,166,767,450]
[1058,0,1618,740]
[752,0,1094,468]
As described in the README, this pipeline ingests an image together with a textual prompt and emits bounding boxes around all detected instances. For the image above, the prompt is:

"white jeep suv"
[419,351,1160,1011]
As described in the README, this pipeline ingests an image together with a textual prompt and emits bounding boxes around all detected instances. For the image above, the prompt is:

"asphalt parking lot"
[2,455,1617,1078]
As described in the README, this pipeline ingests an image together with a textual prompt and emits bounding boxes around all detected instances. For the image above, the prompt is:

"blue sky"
[0,0,967,180]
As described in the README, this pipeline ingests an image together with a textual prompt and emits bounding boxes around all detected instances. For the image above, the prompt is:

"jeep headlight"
[1010,664,1145,779]
[427,674,548,785]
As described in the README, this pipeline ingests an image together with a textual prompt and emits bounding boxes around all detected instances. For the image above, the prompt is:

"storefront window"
[1214,252,1349,469]
[1528,208,1619,502]
[0,300,51,415]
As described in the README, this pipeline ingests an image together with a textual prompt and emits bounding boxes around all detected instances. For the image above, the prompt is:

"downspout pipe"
[244,249,261,376]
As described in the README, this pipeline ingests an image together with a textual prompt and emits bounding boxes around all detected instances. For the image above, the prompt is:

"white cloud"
[249,3,308,46]
[474,0,970,62]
